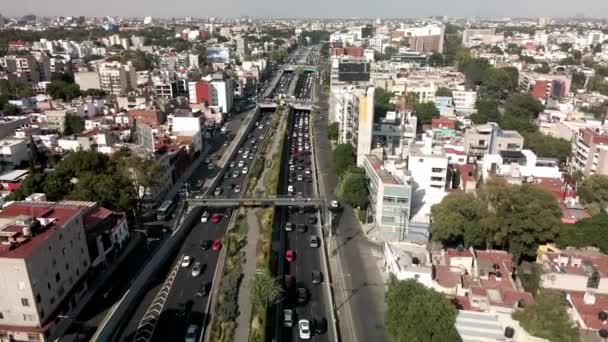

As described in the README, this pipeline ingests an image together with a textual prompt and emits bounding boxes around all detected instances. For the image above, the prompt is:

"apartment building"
[0,54,49,84]
[356,86,375,166]
[0,139,28,169]
[519,72,571,103]
[463,123,524,162]
[372,111,417,159]
[573,128,608,176]
[98,61,137,95]
[461,28,504,48]
[362,155,412,241]
[0,202,91,342]
[452,90,477,114]
[481,149,562,184]
[44,110,69,133]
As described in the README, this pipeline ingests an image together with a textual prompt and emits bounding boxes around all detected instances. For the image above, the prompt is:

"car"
[249,154,254,160]
[191,261,203,277]
[298,319,311,340]
[313,317,327,334]
[308,215,317,224]
[297,287,309,304]
[229,161,236,168]
[238,160,245,167]
[312,270,323,284]
[285,222,293,231]
[196,282,209,297]
[305,168,311,175]
[285,249,295,262]
[211,213,222,223]
[284,309,294,327]
[310,235,320,248]
[200,240,212,250]
[234,185,241,193]
[237,149,243,154]
[283,275,294,289]
[184,324,198,342]
[297,224,307,233]
[242,167,249,174]
[201,211,210,223]
[232,171,239,178]
[223,172,230,179]
[181,255,192,268]
[288,185,294,193]
[212,239,222,251]
[214,188,222,196]
[204,157,211,163]
[297,174,303,181]
[288,177,295,183]
[207,163,215,170]
[226,183,234,190]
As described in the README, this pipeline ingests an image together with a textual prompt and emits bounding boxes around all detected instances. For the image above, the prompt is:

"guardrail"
[186,197,327,207]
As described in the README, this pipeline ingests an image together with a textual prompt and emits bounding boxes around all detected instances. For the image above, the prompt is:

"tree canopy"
[374,87,394,117]
[385,277,460,342]
[435,87,452,97]
[500,93,545,133]
[249,271,283,309]
[522,131,571,163]
[413,102,440,125]
[470,97,501,124]
[579,175,608,207]
[331,144,356,178]
[431,181,561,259]
[558,214,608,253]
[326,122,339,141]
[512,293,580,342]
[336,167,369,209]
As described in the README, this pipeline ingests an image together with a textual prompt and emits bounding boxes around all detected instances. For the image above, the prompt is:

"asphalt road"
[270,108,332,342]
[313,85,387,342]
[114,109,272,342]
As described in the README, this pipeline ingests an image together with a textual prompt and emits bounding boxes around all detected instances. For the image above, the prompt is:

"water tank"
[599,329,608,338]
[504,327,515,338]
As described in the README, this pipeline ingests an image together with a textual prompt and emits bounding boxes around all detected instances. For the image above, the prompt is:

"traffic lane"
[150,212,229,342]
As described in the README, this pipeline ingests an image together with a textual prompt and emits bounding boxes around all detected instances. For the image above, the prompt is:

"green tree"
[522,131,571,163]
[429,52,445,67]
[63,114,84,135]
[430,191,487,247]
[47,81,81,101]
[571,72,587,92]
[533,63,551,73]
[579,175,608,206]
[513,293,580,342]
[558,214,608,253]
[336,168,369,209]
[435,87,452,97]
[480,67,515,100]
[461,58,491,87]
[501,93,544,132]
[249,271,283,309]
[470,97,501,124]
[119,155,163,221]
[331,144,355,178]
[374,87,393,117]
[385,277,460,342]
[413,102,440,125]
[326,122,339,141]
[7,172,47,201]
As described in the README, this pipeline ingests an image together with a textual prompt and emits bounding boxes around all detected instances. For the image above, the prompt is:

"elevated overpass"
[186,196,327,208]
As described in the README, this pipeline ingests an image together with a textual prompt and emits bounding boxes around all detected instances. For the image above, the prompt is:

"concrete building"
[463,123,524,162]
[356,86,375,166]
[372,111,417,159]
[481,150,562,184]
[44,110,69,133]
[573,128,608,176]
[0,202,91,341]
[0,54,48,84]
[519,72,571,103]
[383,242,432,287]
[74,71,101,91]
[362,154,412,241]
[0,139,28,169]
[0,117,31,140]
[98,61,137,95]
[462,28,504,48]
[236,36,250,60]
[452,90,477,114]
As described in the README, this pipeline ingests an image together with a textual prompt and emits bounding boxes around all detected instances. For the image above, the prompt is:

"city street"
[313,77,388,342]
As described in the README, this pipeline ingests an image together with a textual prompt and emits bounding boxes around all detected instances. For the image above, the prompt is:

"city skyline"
[2,0,608,19]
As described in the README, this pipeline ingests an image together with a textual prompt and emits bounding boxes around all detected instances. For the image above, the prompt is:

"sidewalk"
[233,210,261,342]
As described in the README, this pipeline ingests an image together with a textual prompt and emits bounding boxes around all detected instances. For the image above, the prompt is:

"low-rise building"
[383,242,432,287]
[0,138,28,169]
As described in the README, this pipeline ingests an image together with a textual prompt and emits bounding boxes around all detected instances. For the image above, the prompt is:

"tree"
[326,122,339,141]
[522,131,571,163]
[331,144,355,178]
[63,114,84,135]
[533,63,551,74]
[413,102,440,125]
[501,93,544,133]
[383,46,399,59]
[470,97,500,124]
[336,168,369,209]
[47,81,81,101]
[579,175,608,206]
[429,52,445,67]
[480,68,515,100]
[461,58,491,87]
[558,214,608,253]
[435,87,452,97]
[385,277,460,342]
[513,293,580,342]
[374,87,393,117]
[430,191,487,247]
[7,172,47,201]
[119,155,163,221]
[249,271,283,309]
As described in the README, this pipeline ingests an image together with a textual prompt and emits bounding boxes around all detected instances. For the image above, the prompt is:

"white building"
[384,242,433,287]
[452,90,477,114]
[481,149,562,183]
[0,139,28,169]
[98,61,137,95]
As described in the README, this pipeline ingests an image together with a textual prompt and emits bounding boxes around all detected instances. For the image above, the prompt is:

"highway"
[113,109,273,342]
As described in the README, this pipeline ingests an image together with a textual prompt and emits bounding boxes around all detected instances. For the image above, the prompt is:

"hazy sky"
[1,0,608,19]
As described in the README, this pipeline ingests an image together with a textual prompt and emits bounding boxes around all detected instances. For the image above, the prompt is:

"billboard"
[207,48,230,64]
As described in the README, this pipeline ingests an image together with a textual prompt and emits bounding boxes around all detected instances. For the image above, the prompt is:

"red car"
[211,213,222,223]
[285,249,295,263]
[212,239,222,251]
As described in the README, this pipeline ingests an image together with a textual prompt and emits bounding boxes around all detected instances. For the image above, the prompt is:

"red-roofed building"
[432,118,455,130]
[567,292,608,333]
[0,202,91,342]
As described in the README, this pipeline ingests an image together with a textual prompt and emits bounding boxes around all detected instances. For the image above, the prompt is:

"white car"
[184,324,198,342]
[298,319,311,339]
[288,185,294,193]
[242,167,249,174]
[234,185,241,193]
[181,255,192,268]
[201,211,210,223]
[331,200,340,208]
[191,262,202,277]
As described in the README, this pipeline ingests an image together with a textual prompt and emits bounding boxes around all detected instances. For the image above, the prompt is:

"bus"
[157,197,177,221]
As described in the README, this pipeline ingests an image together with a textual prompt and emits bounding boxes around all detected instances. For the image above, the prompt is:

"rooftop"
[568,292,608,331]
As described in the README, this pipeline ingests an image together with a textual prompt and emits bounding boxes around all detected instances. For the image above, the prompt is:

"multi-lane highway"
[114,109,273,342]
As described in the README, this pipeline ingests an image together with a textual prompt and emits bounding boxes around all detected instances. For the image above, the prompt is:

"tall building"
[236,36,250,60]
[356,86,375,166]
[98,61,137,95]
[519,72,571,103]
[0,54,48,84]
[0,202,91,342]
[573,128,608,176]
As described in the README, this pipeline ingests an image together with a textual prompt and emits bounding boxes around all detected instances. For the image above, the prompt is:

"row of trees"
[331,144,369,210]
[9,150,162,222]
[430,180,562,260]
[106,49,157,71]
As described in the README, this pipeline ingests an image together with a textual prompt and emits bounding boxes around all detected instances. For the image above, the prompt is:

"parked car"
[309,235,320,248]
[285,249,295,263]
[297,287,309,304]
[196,282,209,297]
[312,270,323,284]
[284,309,294,327]
[314,317,328,334]
[212,239,222,251]
[184,324,198,342]
[211,213,222,223]
[200,240,212,250]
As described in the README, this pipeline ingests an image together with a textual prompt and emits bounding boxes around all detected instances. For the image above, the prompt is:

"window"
[431,168,443,173]
[418,158,424,163]
[21,298,30,307]
[0,312,4,319]
[58,233,63,240]
[23,314,35,321]
[47,282,51,290]
[27,333,41,341]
